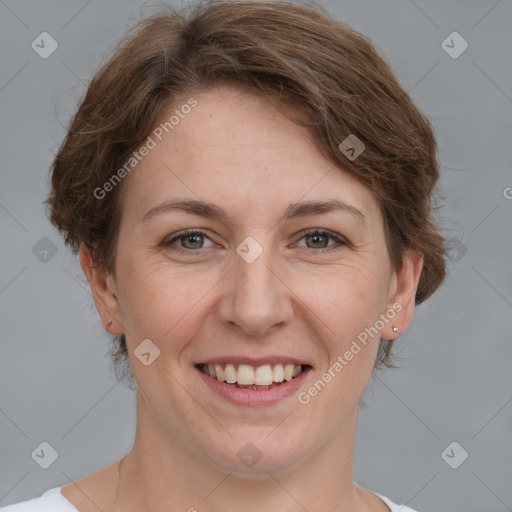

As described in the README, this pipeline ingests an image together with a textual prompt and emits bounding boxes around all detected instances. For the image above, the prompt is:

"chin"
[196,425,308,476]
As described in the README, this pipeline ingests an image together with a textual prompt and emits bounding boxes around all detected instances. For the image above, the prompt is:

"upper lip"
[197,356,312,367]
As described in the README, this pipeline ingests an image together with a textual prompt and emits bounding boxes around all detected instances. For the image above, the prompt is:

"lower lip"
[195,366,312,406]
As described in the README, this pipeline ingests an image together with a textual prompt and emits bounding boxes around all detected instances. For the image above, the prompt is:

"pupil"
[184,234,202,249]
[309,234,327,248]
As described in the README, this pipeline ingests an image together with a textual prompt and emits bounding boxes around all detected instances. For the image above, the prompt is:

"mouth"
[196,362,311,390]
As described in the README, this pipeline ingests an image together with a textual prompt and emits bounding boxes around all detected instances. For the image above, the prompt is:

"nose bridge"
[219,237,292,336]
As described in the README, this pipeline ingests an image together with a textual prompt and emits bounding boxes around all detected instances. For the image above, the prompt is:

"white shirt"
[0,486,419,511]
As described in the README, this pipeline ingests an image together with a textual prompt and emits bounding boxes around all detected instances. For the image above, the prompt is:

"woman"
[1,1,447,510]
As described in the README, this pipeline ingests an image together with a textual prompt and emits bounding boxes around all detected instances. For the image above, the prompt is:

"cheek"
[298,263,387,385]
[115,257,220,347]
[303,262,385,329]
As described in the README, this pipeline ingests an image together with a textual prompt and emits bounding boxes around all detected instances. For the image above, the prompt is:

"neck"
[113,393,380,512]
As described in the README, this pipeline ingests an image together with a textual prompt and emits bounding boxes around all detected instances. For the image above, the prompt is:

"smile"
[197,363,308,390]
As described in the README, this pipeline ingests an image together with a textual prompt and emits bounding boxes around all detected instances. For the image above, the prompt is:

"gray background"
[1,1,511,511]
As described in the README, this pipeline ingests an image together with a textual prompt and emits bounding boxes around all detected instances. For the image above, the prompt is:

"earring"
[107,319,112,327]
[392,326,398,332]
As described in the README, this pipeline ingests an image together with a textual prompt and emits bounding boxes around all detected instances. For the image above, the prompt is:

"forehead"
[119,86,381,227]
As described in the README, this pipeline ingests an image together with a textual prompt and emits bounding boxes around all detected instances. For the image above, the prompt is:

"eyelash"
[163,228,347,254]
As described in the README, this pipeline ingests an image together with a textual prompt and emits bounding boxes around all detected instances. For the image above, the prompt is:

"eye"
[162,228,347,254]
[163,230,215,252]
[295,229,347,251]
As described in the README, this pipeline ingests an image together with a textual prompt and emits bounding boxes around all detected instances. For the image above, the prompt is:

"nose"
[217,242,294,337]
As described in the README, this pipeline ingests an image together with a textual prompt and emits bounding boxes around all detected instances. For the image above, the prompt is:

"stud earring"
[107,319,112,327]
[392,326,398,333]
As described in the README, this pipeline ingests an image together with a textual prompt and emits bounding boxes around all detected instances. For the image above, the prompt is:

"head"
[46,0,447,472]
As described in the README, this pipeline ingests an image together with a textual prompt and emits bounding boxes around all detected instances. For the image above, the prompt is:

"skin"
[64,85,423,512]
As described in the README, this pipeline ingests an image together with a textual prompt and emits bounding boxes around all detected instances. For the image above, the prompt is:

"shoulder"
[373,491,420,512]
[0,487,78,512]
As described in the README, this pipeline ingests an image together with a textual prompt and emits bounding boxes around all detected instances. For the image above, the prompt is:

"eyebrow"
[142,198,368,225]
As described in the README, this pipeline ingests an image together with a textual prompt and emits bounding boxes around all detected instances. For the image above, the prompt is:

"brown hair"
[46,0,447,384]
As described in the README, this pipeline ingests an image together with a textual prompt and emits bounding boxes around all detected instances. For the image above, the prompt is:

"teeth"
[237,364,254,385]
[214,364,225,382]
[273,363,284,382]
[225,363,237,384]
[201,363,304,386]
[284,363,294,381]
[254,365,273,385]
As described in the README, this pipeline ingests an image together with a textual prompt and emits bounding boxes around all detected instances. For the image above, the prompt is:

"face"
[84,85,422,475]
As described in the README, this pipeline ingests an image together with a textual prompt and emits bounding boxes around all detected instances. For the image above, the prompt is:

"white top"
[0,486,419,511]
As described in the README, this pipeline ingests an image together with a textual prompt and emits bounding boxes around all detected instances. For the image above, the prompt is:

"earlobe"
[79,243,124,335]
[384,248,424,340]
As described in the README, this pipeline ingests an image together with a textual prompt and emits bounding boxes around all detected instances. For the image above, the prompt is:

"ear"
[79,243,124,335]
[382,248,424,340]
